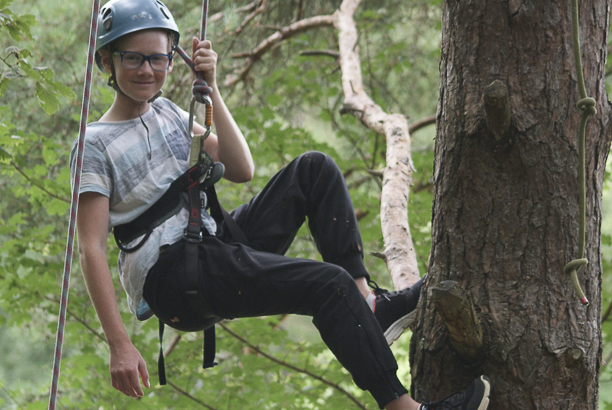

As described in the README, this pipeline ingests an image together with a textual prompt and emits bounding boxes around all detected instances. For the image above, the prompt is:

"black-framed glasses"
[112,51,173,72]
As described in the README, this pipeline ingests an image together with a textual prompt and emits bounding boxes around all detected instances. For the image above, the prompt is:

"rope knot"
[563,258,588,275]
[577,97,597,116]
[192,79,213,104]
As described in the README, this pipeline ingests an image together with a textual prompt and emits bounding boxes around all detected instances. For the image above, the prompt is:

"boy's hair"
[95,0,179,72]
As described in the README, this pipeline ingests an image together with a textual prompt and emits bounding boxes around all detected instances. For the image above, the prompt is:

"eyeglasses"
[112,51,173,72]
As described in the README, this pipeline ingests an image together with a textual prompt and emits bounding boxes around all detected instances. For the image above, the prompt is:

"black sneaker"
[370,275,425,345]
[420,376,491,410]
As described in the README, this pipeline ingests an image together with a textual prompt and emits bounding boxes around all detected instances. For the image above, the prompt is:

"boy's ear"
[99,48,113,73]
[168,57,174,73]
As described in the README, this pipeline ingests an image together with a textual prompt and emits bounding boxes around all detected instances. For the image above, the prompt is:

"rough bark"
[410,1,611,408]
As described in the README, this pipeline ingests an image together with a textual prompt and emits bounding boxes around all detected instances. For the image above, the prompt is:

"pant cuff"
[370,373,408,409]
[332,252,370,280]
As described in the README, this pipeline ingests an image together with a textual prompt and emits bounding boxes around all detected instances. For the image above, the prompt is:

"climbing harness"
[48,2,100,409]
[564,0,596,306]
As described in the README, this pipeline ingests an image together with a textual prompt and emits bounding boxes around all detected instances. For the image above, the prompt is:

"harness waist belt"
[113,156,215,252]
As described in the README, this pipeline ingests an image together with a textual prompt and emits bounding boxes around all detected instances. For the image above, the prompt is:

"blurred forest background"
[1,0,611,408]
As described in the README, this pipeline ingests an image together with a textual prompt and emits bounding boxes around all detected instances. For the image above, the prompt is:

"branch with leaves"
[224,15,335,88]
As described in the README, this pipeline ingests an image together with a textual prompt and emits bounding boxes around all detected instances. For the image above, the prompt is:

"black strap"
[158,319,166,385]
[206,185,250,246]
[203,326,217,368]
[155,158,251,386]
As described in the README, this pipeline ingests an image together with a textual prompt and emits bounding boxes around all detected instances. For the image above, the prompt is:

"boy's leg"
[145,236,408,408]
[144,241,490,410]
[202,236,408,408]
[222,151,422,342]
[222,151,368,278]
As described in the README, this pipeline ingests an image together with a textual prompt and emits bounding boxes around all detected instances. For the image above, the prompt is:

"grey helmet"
[95,0,180,71]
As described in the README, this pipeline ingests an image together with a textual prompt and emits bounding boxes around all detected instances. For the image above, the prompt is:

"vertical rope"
[48,1,100,408]
[201,0,209,45]
[564,0,597,306]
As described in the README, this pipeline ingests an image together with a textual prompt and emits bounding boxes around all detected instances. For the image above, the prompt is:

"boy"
[72,0,490,409]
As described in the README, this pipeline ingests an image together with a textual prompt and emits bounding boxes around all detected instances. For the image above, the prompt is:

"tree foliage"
[1,0,610,408]
[0,1,439,408]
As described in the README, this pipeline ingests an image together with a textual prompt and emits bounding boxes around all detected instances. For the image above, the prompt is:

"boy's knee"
[296,151,341,178]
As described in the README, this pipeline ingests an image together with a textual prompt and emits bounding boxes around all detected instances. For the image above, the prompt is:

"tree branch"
[299,49,340,59]
[224,14,335,88]
[10,161,70,203]
[219,322,368,410]
[221,0,267,57]
[167,380,219,410]
[293,0,304,22]
[163,333,182,358]
[408,115,436,135]
[222,0,420,289]
[335,0,419,289]
[0,272,106,342]
[603,298,612,322]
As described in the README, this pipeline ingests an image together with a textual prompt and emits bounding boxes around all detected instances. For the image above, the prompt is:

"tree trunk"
[410,1,611,408]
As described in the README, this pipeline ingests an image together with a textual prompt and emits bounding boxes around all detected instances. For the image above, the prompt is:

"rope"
[174,0,213,142]
[48,1,100,409]
[564,0,597,306]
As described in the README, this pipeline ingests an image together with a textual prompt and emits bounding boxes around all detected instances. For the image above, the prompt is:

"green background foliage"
[0,0,609,408]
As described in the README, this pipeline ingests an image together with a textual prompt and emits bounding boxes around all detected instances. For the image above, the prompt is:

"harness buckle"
[183,228,203,243]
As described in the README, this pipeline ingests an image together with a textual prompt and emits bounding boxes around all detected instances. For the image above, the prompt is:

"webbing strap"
[114,157,213,251]
[203,326,217,368]
[158,319,167,385]
[207,185,251,246]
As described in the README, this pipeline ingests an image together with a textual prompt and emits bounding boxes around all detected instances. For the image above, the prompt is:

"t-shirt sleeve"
[70,138,112,197]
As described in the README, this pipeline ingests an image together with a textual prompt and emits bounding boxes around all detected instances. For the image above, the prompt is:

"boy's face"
[106,30,173,104]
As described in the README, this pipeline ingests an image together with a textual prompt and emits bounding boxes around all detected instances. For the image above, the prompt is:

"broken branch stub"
[431,280,484,362]
[483,80,511,141]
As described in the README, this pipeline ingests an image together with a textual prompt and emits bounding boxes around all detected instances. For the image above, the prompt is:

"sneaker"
[419,375,491,410]
[371,275,425,345]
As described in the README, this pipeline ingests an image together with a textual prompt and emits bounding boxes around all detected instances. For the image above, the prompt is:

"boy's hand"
[109,342,150,398]
[192,38,217,87]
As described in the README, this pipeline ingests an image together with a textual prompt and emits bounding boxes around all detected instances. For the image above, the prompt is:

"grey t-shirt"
[70,98,216,317]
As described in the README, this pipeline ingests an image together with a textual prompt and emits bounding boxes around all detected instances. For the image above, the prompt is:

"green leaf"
[45,197,69,216]
[0,78,8,98]
[35,81,61,115]
[0,146,11,161]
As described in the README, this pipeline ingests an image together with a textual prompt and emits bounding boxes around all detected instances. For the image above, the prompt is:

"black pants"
[144,151,407,408]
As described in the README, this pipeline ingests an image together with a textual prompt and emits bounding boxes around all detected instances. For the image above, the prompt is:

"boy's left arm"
[191,38,254,183]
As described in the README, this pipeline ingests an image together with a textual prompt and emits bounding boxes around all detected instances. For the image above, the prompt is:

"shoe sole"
[469,375,491,410]
[384,310,417,345]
